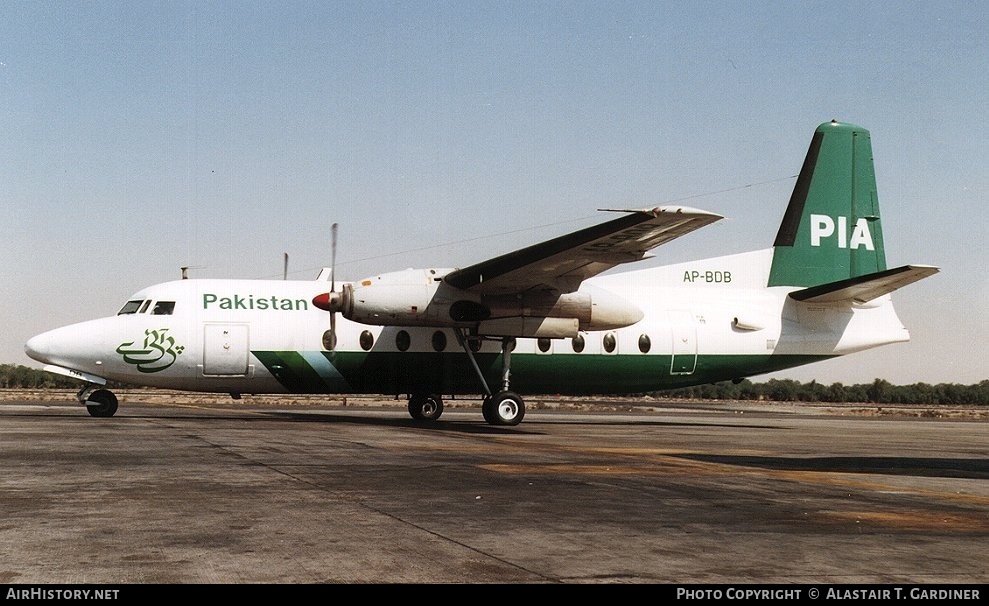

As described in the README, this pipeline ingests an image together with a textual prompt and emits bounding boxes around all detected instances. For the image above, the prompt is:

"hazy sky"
[2,2,986,385]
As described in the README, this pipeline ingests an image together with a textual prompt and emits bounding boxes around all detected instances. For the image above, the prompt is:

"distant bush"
[0,364,80,389]
[656,378,989,405]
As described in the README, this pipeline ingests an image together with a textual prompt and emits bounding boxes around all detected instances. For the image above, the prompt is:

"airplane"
[25,121,938,426]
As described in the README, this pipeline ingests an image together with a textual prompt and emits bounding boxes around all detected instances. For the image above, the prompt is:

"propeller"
[313,224,342,350]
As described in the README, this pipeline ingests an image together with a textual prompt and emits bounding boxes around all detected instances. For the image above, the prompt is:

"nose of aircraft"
[24,318,121,376]
[24,332,51,364]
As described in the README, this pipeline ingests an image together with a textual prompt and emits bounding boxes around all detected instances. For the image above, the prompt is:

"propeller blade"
[329,309,337,350]
[330,223,338,294]
[329,223,339,350]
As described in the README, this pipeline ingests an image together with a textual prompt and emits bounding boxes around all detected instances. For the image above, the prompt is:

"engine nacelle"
[339,268,465,326]
[312,268,644,334]
[477,317,579,338]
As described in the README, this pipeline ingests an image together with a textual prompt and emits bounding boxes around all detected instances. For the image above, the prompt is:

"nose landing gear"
[78,385,119,418]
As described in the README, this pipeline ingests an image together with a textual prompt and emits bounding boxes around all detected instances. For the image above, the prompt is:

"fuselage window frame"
[431,330,446,352]
[117,300,145,315]
[151,301,176,315]
[638,334,651,354]
[396,330,411,352]
[572,334,585,353]
[359,330,374,351]
[321,330,335,351]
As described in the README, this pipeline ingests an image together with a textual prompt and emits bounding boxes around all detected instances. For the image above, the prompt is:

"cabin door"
[669,311,697,375]
[203,323,250,376]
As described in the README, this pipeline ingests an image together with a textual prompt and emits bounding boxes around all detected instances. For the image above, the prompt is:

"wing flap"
[443,206,722,294]
[788,265,939,304]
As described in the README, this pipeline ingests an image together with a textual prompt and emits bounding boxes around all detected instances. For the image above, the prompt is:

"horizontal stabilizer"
[788,264,939,304]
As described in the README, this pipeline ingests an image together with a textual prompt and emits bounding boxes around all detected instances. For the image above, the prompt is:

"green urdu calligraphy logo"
[116,328,185,373]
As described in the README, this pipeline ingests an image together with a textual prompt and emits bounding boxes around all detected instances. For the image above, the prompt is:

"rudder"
[768,121,887,287]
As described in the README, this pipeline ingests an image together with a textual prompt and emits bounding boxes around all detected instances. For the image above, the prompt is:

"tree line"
[1,363,986,405]
[0,364,82,389]
[657,378,989,405]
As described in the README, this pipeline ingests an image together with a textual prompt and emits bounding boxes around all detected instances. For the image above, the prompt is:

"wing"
[442,206,723,295]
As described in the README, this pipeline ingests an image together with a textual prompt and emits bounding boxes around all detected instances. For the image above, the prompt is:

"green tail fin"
[768,121,887,287]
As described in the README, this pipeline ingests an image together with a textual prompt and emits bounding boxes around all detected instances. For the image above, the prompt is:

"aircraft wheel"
[481,396,494,424]
[408,394,444,421]
[86,389,119,418]
[482,391,525,426]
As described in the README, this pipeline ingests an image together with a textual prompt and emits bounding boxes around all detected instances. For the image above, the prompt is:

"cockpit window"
[138,300,152,314]
[152,301,175,315]
[117,300,145,315]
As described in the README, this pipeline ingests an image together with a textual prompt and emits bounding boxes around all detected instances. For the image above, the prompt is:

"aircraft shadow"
[677,454,989,480]
[262,411,538,435]
[259,410,780,432]
[0,406,775,433]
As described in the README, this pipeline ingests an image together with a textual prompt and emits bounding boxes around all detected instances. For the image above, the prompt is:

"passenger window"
[152,301,175,315]
[360,330,374,351]
[431,331,446,352]
[396,330,411,352]
[638,334,651,353]
[572,334,585,353]
[117,300,144,315]
[322,330,336,351]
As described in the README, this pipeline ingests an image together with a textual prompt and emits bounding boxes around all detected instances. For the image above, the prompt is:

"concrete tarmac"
[1,395,987,584]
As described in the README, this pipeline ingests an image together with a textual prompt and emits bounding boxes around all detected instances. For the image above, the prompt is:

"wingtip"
[906,264,940,275]
[598,206,723,219]
[651,205,724,218]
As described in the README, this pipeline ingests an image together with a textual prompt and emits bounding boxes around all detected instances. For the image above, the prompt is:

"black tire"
[481,395,494,424]
[482,391,525,426]
[408,394,444,421]
[86,389,118,418]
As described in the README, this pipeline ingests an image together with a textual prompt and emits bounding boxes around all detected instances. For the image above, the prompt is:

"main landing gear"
[476,335,525,425]
[404,332,527,427]
[462,331,526,427]
[481,391,525,426]
[78,385,119,418]
[405,390,525,426]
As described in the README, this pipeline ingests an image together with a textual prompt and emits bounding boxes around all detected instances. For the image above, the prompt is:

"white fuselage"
[25,248,910,397]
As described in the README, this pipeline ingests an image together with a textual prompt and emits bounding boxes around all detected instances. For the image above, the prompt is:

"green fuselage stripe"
[252,351,331,393]
[252,351,833,395]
